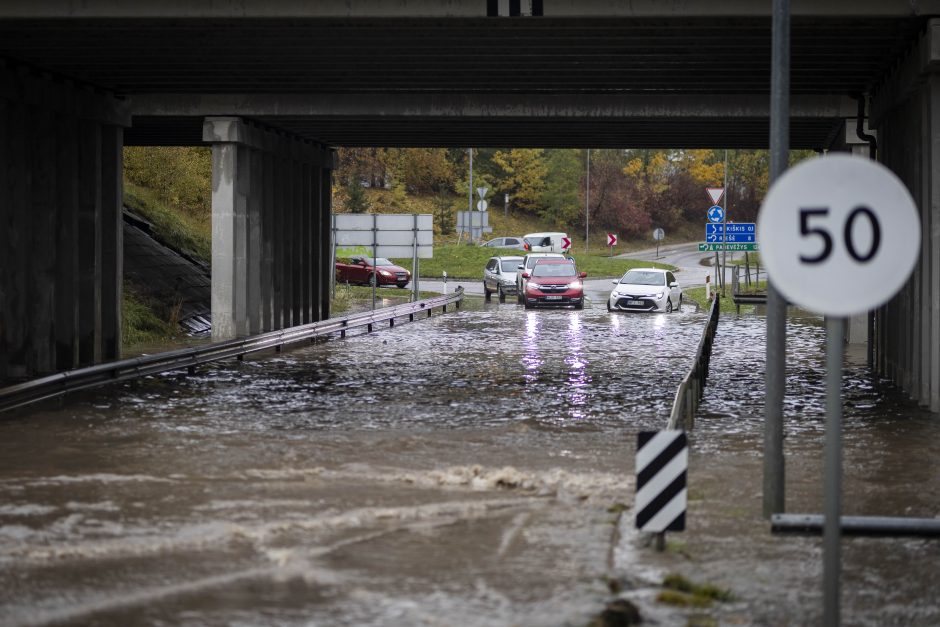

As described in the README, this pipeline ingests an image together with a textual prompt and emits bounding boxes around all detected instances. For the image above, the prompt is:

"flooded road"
[1,298,938,625]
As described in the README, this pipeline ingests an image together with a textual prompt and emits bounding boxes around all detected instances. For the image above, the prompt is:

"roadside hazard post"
[607,233,617,256]
[636,430,688,551]
[758,154,920,626]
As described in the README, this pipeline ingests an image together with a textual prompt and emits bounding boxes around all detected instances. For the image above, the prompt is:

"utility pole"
[585,148,591,253]
[722,149,729,295]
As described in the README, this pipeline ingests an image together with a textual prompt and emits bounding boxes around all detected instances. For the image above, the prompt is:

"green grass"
[393,244,674,280]
[124,180,212,262]
[122,283,180,349]
[656,574,733,608]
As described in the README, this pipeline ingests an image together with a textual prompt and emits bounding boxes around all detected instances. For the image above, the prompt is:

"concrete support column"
[0,67,128,384]
[871,19,940,411]
[319,154,336,321]
[203,117,334,341]
[827,118,876,346]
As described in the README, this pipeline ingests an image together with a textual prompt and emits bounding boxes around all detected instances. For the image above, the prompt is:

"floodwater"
[1,298,938,626]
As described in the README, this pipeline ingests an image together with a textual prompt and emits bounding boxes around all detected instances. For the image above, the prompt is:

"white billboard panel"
[332,213,434,259]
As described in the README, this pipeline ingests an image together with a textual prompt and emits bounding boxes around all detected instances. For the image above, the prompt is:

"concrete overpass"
[0,0,938,410]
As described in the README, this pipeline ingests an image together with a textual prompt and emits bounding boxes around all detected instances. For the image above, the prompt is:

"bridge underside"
[0,3,939,410]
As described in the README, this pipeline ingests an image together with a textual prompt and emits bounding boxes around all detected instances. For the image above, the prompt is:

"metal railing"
[667,294,720,430]
[0,288,464,414]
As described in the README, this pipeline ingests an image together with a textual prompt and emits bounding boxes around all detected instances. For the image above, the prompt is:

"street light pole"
[585,148,591,253]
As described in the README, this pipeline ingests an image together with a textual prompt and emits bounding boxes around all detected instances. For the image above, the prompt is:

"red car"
[335,256,411,288]
[521,259,586,310]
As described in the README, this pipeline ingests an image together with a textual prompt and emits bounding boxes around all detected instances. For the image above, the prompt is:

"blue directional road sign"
[707,205,724,223]
[725,223,756,234]
[725,232,756,243]
[705,223,724,234]
[706,231,724,243]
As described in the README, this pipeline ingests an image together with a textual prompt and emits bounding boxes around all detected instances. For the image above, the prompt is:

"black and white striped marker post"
[636,431,688,549]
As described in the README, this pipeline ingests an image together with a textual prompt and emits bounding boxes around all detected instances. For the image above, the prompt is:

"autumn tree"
[540,149,582,226]
[492,148,547,214]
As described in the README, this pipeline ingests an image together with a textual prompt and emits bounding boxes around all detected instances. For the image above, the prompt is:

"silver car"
[481,236,525,250]
[607,268,682,313]
[515,252,567,303]
[483,255,523,302]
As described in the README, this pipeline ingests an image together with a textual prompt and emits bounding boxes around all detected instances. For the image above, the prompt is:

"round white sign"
[476,199,488,211]
[757,154,920,316]
[653,228,665,241]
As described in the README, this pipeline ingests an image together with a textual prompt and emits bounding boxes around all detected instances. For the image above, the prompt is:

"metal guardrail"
[0,288,464,414]
[667,294,720,430]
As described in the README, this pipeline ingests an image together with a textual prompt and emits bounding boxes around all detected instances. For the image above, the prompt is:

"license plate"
[545,295,562,301]
[626,299,644,306]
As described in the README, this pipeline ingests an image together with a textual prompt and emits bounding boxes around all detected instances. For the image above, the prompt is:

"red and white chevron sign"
[561,236,571,250]
[607,233,618,247]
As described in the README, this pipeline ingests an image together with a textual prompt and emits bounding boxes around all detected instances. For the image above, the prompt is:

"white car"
[607,268,682,313]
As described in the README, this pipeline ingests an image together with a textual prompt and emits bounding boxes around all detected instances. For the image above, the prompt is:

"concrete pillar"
[319,158,334,321]
[1,67,129,383]
[827,118,875,346]
[99,125,123,361]
[203,117,334,341]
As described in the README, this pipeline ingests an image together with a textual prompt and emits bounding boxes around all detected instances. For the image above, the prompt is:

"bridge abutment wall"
[203,117,335,341]
[872,19,940,412]
[0,67,129,383]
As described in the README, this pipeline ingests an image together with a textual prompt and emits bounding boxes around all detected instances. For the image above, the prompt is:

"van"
[521,232,569,253]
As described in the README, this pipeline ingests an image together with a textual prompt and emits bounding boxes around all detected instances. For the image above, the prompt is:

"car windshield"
[500,261,520,272]
[526,256,559,269]
[365,258,393,266]
[620,270,665,286]
[532,263,577,278]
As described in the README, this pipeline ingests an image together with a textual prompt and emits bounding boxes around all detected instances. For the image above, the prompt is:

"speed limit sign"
[757,155,920,316]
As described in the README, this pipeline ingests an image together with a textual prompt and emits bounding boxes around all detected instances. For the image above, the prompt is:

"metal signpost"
[706,202,725,290]
[653,227,665,258]
[758,154,920,626]
[332,213,434,308]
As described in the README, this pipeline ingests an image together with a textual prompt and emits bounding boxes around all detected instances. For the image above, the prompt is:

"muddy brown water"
[1,298,937,626]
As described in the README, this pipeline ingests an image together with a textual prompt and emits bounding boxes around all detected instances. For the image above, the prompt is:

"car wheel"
[575,300,584,311]
[498,287,506,303]
[606,300,612,312]
[484,285,492,301]
[368,275,376,287]
[676,295,682,311]
[665,299,673,313]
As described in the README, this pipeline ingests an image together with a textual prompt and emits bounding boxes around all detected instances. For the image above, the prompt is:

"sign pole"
[722,150,729,295]
[412,214,419,302]
[823,316,844,626]
[371,214,377,311]
[763,0,790,520]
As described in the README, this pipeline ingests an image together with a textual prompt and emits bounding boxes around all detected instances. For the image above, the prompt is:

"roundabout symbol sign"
[757,154,920,316]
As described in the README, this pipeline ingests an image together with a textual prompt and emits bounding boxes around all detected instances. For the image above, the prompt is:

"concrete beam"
[871,19,940,125]
[133,93,858,120]
[1,0,936,18]
[0,67,131,127]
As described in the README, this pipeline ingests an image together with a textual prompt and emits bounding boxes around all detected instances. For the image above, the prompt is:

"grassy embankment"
[683,279,767,314]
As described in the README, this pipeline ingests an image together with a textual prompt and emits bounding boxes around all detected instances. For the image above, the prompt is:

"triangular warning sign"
[706,187,724,205]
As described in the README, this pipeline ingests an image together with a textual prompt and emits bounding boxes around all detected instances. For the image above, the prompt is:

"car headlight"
[527,282,541,290]
[566,281,582,289]
[655,292,664,299]
[380,270,393,277]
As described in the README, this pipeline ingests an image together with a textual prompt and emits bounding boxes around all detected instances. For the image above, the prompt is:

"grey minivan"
[483,255,523,302]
